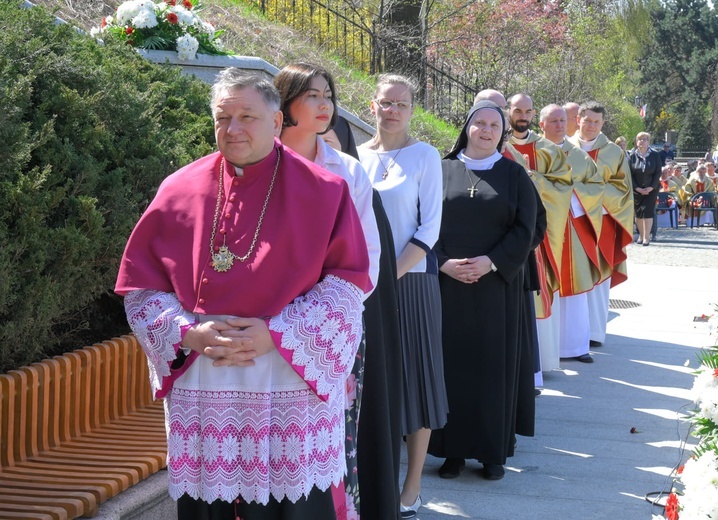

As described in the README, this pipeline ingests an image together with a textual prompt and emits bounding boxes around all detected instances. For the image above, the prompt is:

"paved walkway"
[407,226,718,520]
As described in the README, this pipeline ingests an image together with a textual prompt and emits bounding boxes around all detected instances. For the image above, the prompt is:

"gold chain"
[209,150,281,272]
[378,135,411,180]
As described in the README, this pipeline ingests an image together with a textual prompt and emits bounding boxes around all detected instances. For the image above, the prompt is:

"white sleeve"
[347,160,380,297]
[412,145,443,251]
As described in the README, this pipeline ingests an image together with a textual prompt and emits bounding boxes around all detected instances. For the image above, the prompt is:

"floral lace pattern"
[166,386,345,505]
[269,275,364,399]
[137,275,364,505]
[124,289,196,394]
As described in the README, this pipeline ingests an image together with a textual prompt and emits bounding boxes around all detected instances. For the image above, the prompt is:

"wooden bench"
[0,335,167,519]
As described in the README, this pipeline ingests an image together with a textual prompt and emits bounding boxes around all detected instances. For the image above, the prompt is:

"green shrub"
[0,1,216,372]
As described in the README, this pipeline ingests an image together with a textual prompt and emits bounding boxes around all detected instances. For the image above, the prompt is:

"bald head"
[474,89,507,109]
[563,102,580,137]
[539,104,567,144]
[509,93,533,109]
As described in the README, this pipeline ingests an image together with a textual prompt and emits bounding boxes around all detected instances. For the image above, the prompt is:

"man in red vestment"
[568,101,633,346]
[508,94,573,369]
[540,104,604,364]
[116,69,370,520]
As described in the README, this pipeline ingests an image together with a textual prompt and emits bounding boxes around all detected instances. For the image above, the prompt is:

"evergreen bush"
[0,1,216,372]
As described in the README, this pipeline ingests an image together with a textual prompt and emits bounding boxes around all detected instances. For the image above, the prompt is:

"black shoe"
[439,457,465,479]
[482,463,505,480]
[577,354,594,363]
[534,388,542,396]
[589,340,602,347]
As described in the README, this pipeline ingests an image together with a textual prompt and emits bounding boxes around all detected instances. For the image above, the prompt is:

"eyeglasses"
[374,99,412,111]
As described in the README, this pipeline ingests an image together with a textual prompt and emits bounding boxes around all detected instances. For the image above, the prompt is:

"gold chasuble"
[510,131,573,318]
[682,176,716,198]
[559,140,604,296]
[569,133,633,287]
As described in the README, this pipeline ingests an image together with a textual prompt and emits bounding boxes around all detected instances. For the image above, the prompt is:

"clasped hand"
[182,315,276,367]
[441,256,492,284]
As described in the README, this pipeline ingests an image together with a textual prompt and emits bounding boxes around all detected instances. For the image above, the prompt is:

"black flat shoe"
[577,354,594,363]
[589,340,602,347]
[482,463,505,480]
[439,457,466,479]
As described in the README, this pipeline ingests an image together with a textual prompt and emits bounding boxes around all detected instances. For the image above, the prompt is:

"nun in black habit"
[428,101,539,480]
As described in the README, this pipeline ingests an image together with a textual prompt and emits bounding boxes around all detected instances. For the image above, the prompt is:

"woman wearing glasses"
[358,74,447,519]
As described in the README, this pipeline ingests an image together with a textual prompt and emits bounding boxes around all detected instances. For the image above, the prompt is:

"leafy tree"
[639,0,718,150]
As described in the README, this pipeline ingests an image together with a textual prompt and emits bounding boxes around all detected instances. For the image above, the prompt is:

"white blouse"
[358,141,443,274]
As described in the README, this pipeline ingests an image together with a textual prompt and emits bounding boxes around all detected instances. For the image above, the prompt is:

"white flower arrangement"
[656,308,718,520]
[678,451,718,519]
[92,0,225,61]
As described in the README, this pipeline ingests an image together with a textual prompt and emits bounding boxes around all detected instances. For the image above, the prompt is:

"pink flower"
[345,501,359,520]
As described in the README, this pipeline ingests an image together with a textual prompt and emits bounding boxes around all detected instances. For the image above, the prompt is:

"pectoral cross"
[468,186,478,198]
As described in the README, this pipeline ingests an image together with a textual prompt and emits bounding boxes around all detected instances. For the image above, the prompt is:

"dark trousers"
[177,486,336,520]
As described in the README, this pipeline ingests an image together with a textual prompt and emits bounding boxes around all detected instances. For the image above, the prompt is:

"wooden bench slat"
[0,492,85,518]
[5,463,135,488]
[31,448,160,469]
[0,510,58,520]
[0,474,111,502]
[33,450,162,475]
[0,484,99,514]
[0,335,168,519]
[0,504,69,520]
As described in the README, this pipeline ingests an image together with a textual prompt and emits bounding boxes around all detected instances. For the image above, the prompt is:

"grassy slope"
[30,0,457,152]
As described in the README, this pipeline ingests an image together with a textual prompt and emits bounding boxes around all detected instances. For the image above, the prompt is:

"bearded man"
[508,94,573,370]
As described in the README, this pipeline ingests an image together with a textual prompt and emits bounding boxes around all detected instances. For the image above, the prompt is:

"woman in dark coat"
[325,116,404,520]
[428,101,537,481]
[629,132,662,245]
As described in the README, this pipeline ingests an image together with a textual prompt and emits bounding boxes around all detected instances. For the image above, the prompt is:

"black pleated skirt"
[397,272,449,435]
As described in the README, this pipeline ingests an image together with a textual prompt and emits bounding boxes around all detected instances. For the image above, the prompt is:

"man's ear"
[273,110,284,137]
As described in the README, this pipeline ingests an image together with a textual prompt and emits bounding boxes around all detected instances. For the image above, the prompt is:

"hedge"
[0,1,216,372]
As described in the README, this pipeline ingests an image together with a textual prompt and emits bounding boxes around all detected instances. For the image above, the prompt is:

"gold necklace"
[377,135,411,180]
[209,150,281,272]
[466,168,483,198]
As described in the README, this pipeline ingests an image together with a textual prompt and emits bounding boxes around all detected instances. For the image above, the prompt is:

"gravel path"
[626,224,718,268]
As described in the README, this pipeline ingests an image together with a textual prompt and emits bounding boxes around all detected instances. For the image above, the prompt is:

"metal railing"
[248,0,475,122]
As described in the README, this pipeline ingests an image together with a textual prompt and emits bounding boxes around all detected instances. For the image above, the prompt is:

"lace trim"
[269,275,364,398]
[166,387,345,505]
[124,289,196,393]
